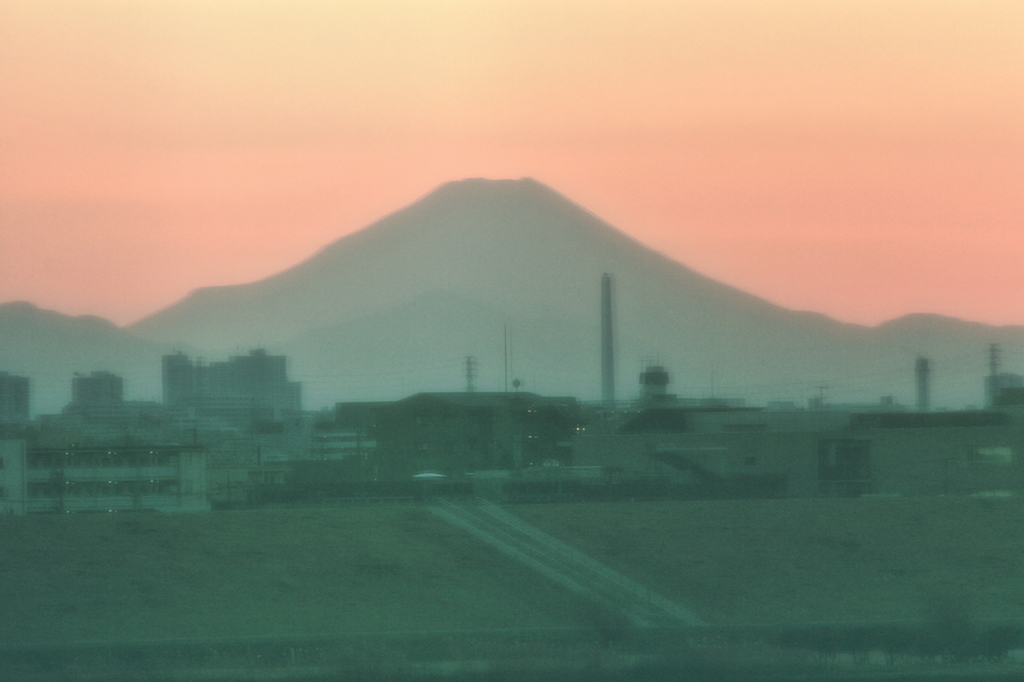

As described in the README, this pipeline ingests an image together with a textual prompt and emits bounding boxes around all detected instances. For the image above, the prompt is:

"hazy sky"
[1,0,1021,327]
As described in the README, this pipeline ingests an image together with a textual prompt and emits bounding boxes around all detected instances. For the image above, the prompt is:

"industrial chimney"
[915,356,930,412]
[601,274,615,407]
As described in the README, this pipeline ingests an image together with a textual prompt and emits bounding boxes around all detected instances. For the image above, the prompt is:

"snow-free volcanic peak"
[40,177,1024,409]
[128,176,741,351]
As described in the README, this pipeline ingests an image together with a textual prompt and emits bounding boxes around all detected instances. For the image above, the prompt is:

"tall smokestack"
[601,273,615,406]
[915,356,930,412]
[986,343,1001,407]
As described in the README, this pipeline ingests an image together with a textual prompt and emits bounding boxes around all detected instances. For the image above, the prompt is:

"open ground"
[3,497,1024,646]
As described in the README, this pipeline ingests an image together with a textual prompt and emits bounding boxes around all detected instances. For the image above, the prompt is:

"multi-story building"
[0,440,27,513]
[323,402,387,461]
[0,372,30,423]
[0,440,208,513]
[43,371,168,443]
[372,392,581,479]
[987,373,1024,408]
[71,371,123,406]
[163,349,302,430]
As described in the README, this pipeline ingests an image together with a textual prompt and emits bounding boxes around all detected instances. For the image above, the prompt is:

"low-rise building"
[573,407,1024,498]
[373,392,581,479]
[0,440,208,513]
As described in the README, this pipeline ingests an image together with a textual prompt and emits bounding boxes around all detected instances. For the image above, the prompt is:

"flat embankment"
[3,498,1024,645]
[514,497,1024,626]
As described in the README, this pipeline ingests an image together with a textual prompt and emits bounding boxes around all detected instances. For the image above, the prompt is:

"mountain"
[0,302,169,414]
[131,178,777,347]
[2,179,1020,415]
[124,177,1024,411]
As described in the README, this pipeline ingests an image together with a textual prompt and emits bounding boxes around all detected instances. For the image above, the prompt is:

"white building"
[0,441,208,514]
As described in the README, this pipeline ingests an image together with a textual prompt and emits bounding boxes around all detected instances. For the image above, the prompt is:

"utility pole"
[465,356,477,393]
[813,385,828,410]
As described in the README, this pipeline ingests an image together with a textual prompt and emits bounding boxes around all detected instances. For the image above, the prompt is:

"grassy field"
[3,497,1024,646]
[0,505,587,644]
[514,497,1024,626]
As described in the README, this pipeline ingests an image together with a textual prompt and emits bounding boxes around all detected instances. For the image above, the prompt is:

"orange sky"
[1,0,1021,327]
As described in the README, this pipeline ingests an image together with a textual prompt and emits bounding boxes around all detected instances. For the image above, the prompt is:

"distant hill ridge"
[2,178,1023,413]
[0,301,168,414]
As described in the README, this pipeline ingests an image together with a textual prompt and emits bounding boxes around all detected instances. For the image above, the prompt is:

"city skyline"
[1,0,1022,327]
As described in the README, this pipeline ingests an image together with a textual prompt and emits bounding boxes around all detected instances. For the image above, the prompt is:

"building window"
[27,453,60,470]
[27,482,59,498]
